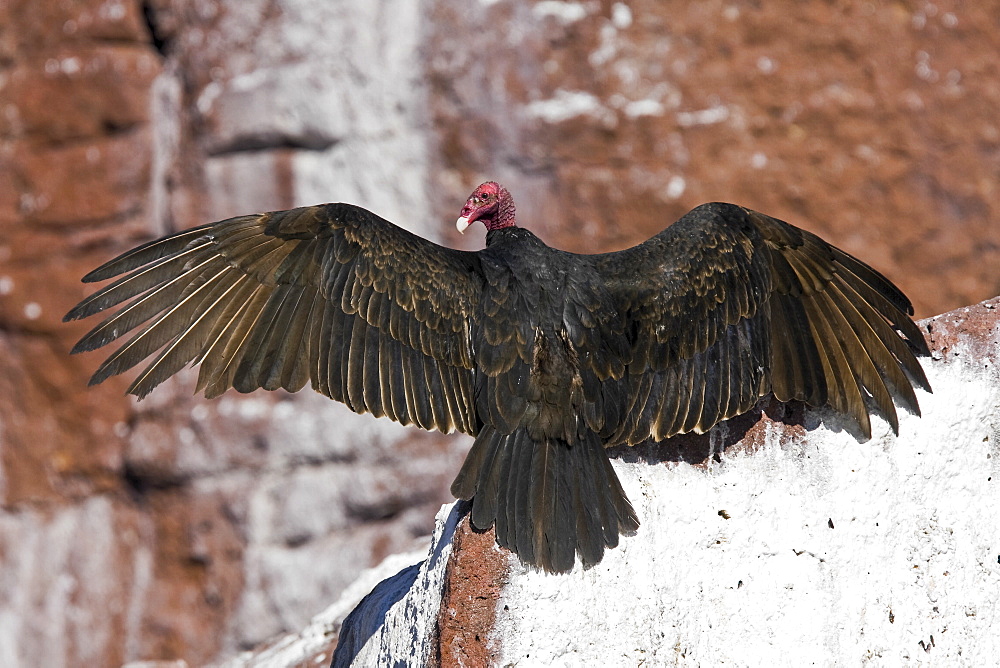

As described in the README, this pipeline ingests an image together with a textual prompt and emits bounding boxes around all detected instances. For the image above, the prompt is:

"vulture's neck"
[492,186,517,230]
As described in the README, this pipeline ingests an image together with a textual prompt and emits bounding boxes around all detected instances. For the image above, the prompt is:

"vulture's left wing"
[65,204,484,435]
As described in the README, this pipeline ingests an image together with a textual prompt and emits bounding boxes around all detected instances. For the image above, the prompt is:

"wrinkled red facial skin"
[458,182,515,231]
[459,182,501,225]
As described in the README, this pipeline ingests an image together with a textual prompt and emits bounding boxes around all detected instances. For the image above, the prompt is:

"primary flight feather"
[65,181,930,573]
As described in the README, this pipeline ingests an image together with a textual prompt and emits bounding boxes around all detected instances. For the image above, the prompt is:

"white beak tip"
[456,216,471,234]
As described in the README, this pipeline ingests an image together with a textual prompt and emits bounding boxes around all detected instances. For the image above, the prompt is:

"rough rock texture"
[2,1,458,665]
[3,1,1000,666]
[433,507,508,668]
[317,296,997,668]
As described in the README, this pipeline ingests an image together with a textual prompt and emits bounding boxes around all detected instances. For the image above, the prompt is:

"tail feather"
[492,428,519,559]
[470,429,504,531]
[451,426,639,573]
[591,434,640,546]
[572,436,604,565]
[512,430,536,563]
[533,440,575,572]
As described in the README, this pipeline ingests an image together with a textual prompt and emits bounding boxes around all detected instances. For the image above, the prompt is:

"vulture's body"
[66,183,929,572]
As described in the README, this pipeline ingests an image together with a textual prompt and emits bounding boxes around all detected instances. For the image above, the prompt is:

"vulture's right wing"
[597,202,930,443]
[64,204,484,435]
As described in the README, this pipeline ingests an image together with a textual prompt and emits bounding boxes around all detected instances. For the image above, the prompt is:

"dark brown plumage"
[65,182,930,573]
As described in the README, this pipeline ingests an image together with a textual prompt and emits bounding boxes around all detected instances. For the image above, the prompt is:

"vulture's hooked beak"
[457,202,475,234]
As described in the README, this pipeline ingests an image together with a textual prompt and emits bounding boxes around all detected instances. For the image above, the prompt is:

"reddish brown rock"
[0,332,129,506]
[428,0,1000,319]
[435,516,508,667]
[1,45,159,143]
[127,484,248,665]
[14,128,153,227]
[922,295,1000,365]
[1,0,149,56]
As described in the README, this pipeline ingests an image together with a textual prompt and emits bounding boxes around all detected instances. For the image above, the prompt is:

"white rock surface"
[339,503,460,667]
[0,497,148,668]
[493,345,999,665]
[213,549,426,668]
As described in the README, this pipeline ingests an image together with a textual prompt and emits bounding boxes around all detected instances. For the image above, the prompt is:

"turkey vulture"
[65,182,930,573]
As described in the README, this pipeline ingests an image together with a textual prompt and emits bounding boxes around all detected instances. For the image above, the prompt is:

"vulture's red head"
[456,182,516,233]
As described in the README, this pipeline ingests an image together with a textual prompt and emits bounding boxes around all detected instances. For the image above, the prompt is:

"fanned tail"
[451,426,639,573]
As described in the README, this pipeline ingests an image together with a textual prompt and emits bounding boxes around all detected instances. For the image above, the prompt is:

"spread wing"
[597,202,930,443]
[64,204,483,435]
